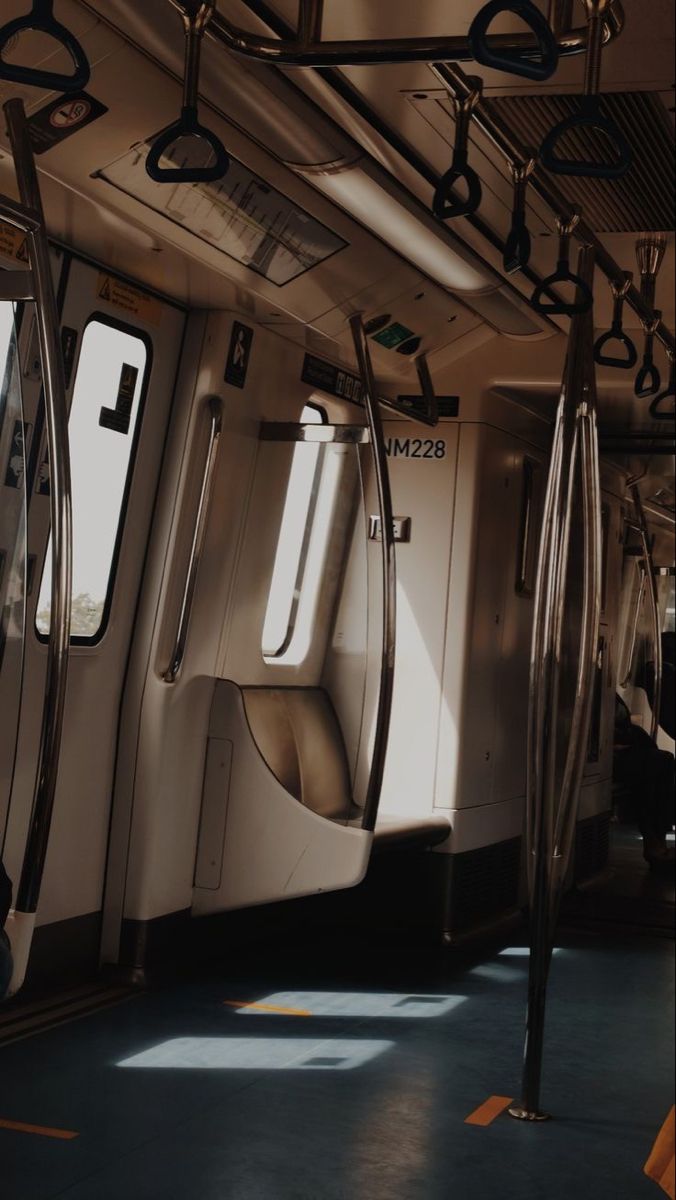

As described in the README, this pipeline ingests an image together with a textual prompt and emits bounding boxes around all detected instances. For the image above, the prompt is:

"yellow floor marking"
[0,1119,79,1140]
[465,1096,514,1127]
[223,1000,312,1017]
[645,1107,675,1199]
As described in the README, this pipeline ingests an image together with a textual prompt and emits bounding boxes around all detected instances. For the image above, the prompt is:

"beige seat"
[242,687,359,822]
[241,686,451,850]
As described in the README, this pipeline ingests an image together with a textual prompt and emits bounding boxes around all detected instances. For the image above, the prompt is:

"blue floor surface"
[0,924,673,1200]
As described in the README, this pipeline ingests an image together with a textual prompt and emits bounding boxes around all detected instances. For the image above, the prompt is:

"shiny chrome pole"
[349,314,396,834]
[631,486,662,743]
[3,100,73,993]
[619,561,646,688]
[510,247,602,1122]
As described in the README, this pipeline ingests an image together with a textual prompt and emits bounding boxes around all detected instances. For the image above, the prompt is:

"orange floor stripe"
[0,1119,78,1140]
[223,1000,312,1017]
[465,1096,514,1127]
[645,1108,676,1199]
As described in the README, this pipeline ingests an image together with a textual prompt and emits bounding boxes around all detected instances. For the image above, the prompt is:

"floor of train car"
[0,829,673,1200]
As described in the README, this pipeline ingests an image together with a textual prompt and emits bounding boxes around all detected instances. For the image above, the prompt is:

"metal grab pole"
[349,315,396,834]
[3,100,73,995]
[510,247,602,1122]
[168,0,624,66]
[631,486,662,743]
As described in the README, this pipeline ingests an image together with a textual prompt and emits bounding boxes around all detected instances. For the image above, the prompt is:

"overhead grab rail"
[1,99,73,996]
[630,484,662,744]
[429,62,676,360]
[146,1,230,184]
[349,315,396,835]
[510,246,602,1122]
[540,0,631,179]
[164,395,222,683]
[166,0,625,68]
[0,0,90,93]
[259,423,371,444]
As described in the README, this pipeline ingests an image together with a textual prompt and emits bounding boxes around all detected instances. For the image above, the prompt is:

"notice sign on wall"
[99,143,347,287]
[27,91,108,155]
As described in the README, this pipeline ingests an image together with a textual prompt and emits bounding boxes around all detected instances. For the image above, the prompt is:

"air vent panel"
[484,92,675,233]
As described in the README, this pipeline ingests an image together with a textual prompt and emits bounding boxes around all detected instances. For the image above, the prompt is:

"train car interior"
[0,2,673,1197]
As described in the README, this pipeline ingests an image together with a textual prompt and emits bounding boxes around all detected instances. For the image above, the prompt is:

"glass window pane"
[36,318,149,641]
[262,404,324,659]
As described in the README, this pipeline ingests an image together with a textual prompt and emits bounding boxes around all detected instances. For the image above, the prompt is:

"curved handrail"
[512,247,602,1122]
[631,485,662,743]
[1,101,73,995]
[349,315,396,834]
[164,395,222,683]
[0,0,90,92]
[178,0,625,67]
[147,2,229,184]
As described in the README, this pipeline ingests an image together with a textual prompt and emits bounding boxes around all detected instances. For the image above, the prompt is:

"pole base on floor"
[508,1104,552,1122]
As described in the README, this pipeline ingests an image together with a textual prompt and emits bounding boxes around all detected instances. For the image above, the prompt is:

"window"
[262,403,329,663]
[36,315,150,642]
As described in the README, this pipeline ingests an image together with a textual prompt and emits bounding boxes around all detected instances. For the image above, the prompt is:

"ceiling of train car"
[0,0,673,458]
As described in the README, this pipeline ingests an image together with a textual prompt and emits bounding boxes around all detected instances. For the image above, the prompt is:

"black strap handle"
[530,215,594,316]
[469,0,559,82]
[635,312,662,399]
[503,157,535,274]
[593,271,638,368]
[146,106,230,183]
[649,352,675,421]
[146,1,229,185]
[540,99,633,179]
[433,79,483,220]
[0,0,90,92]
[540,0,632,179]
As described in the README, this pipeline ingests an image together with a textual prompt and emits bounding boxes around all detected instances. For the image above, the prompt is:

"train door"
[2,254,185,977]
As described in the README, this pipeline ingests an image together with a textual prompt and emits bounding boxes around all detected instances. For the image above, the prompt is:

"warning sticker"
[96,274,162,326]
[0,222,29,264]
[4,421,32,489]
[224,322,254,389]
[27,91,108,156]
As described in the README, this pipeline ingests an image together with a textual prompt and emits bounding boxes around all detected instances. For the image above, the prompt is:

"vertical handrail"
[3,100,72,992]
[631,485,662,742]
[164,396,222,683]
[619,559,645,687]
[511,246,602,1122]
[349,314,396,833]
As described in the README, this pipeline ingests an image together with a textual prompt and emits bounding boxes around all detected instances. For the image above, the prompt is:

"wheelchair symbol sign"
[225,322,254,389]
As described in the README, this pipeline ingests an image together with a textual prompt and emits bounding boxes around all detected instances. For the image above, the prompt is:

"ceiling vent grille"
[483,91,675,233]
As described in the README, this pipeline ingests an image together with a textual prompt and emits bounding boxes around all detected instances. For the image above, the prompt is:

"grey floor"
[0,847,673,1199]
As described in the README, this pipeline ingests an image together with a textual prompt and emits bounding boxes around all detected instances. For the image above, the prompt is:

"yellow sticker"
[96,273,162,327]
[0,222,29,264]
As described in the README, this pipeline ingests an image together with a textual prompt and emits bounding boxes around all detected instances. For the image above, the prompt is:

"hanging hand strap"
[433,78,483,220]
[635,313,662,398]
[0,0,90,92]
[593,271,638,368]
[540,0,631,179]
[146,1,229,184]
[648,350,675,420]
[503,156,536,273]
[469,0,559,82]
[531,215,594,315]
